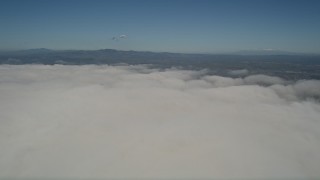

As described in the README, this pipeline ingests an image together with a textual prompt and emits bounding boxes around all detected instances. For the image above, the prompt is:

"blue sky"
[1,0,320,53]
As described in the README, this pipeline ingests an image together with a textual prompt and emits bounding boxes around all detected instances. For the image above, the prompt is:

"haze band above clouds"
[0,65,320,179]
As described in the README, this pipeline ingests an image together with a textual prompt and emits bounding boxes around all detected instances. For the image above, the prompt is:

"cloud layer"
[0,65,320,179]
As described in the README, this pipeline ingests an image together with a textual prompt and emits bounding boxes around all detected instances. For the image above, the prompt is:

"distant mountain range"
[231,49,310,55]
[0,48,319,65]
[0,48,317,56]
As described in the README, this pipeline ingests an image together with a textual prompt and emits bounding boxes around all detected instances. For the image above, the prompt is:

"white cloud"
[112,34,128,41]
[0,65,320,179]
[119,34,127,39]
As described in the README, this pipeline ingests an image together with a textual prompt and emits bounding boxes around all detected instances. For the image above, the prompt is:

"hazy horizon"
[2,47,320,56]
